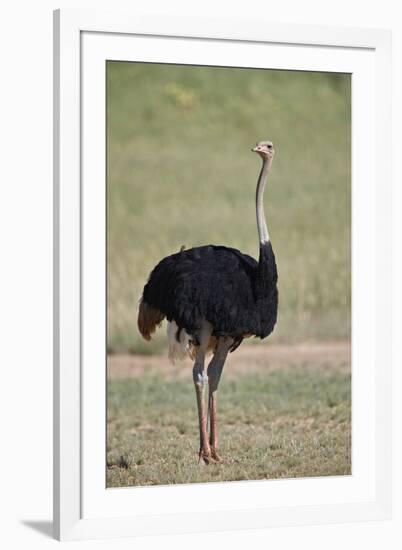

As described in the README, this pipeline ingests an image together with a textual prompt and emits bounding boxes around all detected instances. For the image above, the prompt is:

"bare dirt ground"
[107,341,351,381]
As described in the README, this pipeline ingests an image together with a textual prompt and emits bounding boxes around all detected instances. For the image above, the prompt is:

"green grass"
[107,62,351,354]
[107,357,351,487]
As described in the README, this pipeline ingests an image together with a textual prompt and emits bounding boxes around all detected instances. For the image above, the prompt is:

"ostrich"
[138,141,278,464]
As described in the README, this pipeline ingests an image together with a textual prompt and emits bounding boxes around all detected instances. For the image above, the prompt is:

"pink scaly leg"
[207,337,233,463]
[192,322,213,464]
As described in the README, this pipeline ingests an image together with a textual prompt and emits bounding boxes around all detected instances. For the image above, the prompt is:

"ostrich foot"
[198,447,225,465]
[198,448,212,465]
[210,448,232,464]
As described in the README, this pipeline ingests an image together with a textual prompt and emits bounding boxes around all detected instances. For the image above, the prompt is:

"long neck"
[255,157,272,245]
[254,157,277,296]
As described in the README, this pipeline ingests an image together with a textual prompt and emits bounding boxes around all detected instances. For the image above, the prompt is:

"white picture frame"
[53,8,392,541]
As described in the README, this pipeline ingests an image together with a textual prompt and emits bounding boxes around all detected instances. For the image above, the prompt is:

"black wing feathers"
[141,244,278,340]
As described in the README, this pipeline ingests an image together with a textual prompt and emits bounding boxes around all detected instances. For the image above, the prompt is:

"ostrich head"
[252,141,275,161]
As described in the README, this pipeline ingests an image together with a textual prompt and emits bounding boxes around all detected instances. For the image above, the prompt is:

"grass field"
[107,342,351,487]
[107,62,351,354]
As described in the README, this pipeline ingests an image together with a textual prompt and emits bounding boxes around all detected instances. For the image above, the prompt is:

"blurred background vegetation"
[107,62,351,354]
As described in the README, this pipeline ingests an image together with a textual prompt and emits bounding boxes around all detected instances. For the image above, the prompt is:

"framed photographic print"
[53,8,392,541]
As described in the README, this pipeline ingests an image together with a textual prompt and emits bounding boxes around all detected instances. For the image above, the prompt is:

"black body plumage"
[141,242,278,348]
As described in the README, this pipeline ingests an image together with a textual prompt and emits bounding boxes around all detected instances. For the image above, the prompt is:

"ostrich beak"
[251,146,259,152]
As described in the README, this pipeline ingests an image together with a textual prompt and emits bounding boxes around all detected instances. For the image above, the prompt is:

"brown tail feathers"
[137,298,165,341]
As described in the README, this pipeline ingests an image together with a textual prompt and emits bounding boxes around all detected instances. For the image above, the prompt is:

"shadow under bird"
[138,141,278,464]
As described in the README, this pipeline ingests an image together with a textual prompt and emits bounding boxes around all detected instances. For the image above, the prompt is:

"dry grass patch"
[107,343,351,487]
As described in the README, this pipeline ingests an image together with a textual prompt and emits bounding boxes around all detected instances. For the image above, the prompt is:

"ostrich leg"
[192,322,213,464]
[207,337,234,462]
